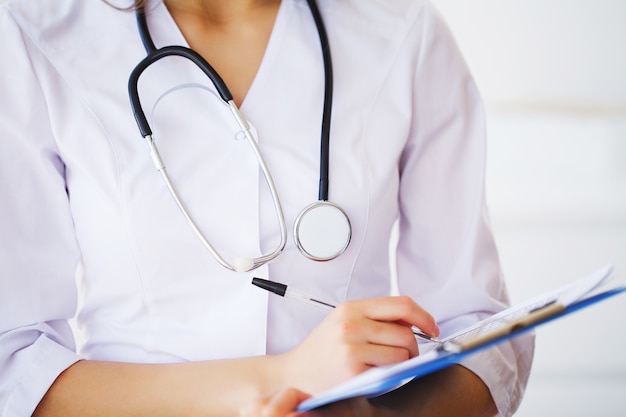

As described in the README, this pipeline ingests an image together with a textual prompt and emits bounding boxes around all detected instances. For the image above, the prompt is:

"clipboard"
[297,265,626,412]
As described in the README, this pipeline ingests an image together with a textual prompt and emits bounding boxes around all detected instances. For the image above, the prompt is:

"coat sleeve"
[0,7,82,417]
[395,5,534,417]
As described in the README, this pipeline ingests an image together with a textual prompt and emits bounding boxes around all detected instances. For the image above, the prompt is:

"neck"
[163,0,271,24]
[160,0,282,107]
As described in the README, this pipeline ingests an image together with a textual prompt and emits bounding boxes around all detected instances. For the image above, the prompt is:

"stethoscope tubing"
[130,8,287,272]
[143,111,288,271]
[305,0,333,202]
[128,1,349,270]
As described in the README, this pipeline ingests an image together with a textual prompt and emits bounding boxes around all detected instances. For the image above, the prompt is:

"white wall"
[430,1,626,415]
[433,0,626,109]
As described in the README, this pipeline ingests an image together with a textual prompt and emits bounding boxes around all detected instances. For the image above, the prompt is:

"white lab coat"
[0,0,533,416]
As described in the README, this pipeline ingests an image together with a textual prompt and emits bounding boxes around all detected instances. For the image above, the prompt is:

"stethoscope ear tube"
[143,134,241,272]
[143,130,288,273]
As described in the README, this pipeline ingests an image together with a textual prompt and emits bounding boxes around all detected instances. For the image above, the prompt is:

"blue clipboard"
[298,267,625,412]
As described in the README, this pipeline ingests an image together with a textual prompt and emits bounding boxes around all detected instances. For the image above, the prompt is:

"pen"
[251,277,443,344]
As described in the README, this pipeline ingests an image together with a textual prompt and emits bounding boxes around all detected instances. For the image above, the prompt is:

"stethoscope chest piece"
[294,201,351,261]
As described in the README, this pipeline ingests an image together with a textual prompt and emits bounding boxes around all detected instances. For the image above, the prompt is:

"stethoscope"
[128,0,351,272]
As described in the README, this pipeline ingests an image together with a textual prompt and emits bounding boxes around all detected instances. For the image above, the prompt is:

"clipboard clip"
[441,301,566,354]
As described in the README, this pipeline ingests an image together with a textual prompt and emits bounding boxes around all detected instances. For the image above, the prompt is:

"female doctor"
[0,0,533,416]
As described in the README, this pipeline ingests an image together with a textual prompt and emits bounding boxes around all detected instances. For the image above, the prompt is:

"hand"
[239,388,310,417]
[302,396,374,417]
[240,388,373,417]
[280,296,439,394]
[240,366,496,417]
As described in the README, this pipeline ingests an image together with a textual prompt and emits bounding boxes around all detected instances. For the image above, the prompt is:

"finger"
[343,296,439,337]
[356,342,417,367]
[263,388,311,417]
[347,320,419,359]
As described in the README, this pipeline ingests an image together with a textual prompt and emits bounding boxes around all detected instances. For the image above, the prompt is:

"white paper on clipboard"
[438,264,614,349]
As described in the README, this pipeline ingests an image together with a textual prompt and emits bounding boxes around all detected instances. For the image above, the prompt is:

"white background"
[3,0,625,415]
[429,1,626,415]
